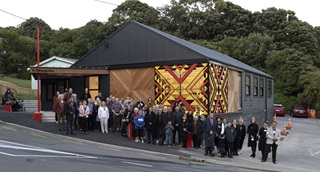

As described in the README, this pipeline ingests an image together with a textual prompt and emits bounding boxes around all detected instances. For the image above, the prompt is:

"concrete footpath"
[0,110,319,172]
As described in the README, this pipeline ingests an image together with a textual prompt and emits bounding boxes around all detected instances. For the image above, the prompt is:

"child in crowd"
[165,121,174,147]
[206,130,215,157]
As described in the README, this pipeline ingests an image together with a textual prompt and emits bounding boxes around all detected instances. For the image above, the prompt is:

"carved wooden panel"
[110,68,154,103]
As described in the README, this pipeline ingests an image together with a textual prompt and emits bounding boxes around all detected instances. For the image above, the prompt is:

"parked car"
[288,105,308,118]
[274,104,285,116]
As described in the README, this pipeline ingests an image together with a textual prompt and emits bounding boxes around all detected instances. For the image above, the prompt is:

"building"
[29,56,77,90]
[30,21,274,124]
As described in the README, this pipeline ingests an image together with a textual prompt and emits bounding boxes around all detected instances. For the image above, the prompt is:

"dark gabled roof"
[73,21,272,78]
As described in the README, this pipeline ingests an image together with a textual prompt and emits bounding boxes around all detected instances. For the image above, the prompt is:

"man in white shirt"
[262,121,281,164]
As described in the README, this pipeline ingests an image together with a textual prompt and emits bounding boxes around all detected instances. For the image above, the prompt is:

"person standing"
[98,101,109,133]
[144,107,156,144]
[203,113,218,156]
[191,116,203,149]
[247,117,259,158]
[232,119,240,156]
[72,94,79,130]
[134,110,145,143]
[155,108,164,144]
[79,100,90,134]
[186,110,194,124]
[206,130,215,157]
[64,98,74,135]
[81,88,91,102]
[52,91,60,123]
[179,115,190,148]
[122,105,133,137]
[216,117,225,157]
[165,121,174,147]
[225,121,236,158]
[106,98,113,131]
[112,98,122,131]
[87,98,94,130]
[54,94,66,133]
[259,121,269,161]
[237,118,246,154]
[262,121,281,164]
[172,106,183,145]
[163,106,175,127]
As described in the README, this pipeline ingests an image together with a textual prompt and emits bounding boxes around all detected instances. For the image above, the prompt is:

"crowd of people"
[52,88,280,164]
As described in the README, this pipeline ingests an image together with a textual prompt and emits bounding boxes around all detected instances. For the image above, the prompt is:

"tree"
[266,48,314,96]
[210,33,274,69]
[18,17,52,39]
[298,70,320,110]
[106,0,159,34]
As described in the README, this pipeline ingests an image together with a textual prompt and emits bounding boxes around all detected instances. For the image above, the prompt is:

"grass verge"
[0,76,31,89]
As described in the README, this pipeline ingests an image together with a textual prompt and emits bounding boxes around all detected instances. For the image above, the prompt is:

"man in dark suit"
[171,106,183,145]
[203,112,218,156]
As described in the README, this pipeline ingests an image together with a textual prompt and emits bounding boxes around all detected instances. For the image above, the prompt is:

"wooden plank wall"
[228,69,240,112]
[110,68,154,103]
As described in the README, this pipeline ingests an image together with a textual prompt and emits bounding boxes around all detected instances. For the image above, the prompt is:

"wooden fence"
[0,80,37,96]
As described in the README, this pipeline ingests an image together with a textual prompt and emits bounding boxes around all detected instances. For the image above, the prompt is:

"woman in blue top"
[134,110,145,143]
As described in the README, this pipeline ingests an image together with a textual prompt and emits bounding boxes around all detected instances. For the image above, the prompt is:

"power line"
[94,0,119,6]
[0,8,26,21]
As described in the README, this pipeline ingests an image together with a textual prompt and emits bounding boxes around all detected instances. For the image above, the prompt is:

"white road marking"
[0,139,97,159]
[308,148,320,156]
[122,161,153,167]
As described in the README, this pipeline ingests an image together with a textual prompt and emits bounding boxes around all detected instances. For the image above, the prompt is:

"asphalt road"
[0,123,264,172]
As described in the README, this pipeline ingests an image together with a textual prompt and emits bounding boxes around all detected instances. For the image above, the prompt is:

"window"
[260,78,264,96]
[253,77,258,96]
[86,76,99,98]
[238,73,242,110]
[268,80,272,97]
[245,75,251,96]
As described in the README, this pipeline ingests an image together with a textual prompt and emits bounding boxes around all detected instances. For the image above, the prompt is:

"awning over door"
[30,67,109,79]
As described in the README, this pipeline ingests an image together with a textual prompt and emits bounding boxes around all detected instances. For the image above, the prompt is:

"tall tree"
[106,0,159,34]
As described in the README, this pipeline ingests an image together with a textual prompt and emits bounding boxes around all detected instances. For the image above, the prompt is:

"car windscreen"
[295,106,306,110]
[274,106,283,109]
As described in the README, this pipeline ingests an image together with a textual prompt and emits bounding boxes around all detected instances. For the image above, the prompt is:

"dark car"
[288,105,308,118]
[274,104,285,116]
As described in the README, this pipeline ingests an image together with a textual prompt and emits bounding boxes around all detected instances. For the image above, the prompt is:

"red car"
[274,104,285,116]
[288,105,308,118]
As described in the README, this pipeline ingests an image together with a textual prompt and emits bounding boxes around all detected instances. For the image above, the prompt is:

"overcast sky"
[0,0,318,30]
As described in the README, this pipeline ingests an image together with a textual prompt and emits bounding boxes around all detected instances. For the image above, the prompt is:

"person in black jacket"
[179,115,190,148]
[186,110,194,124]
[81,88,91,102]
[232,119,240,156]
[172,106,183,145]
[225,121,236,158]
[144,107,156,144]
[122,105,133,137]
[247,117,259,158]
[163,106,175,125]
[64,98,74,135]
[155,108,164,144]
[237,118,246,154]
[191,116,203,149]
[259,121,269,160]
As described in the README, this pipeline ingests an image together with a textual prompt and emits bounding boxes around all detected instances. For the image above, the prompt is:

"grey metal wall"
[215,72,274,127]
